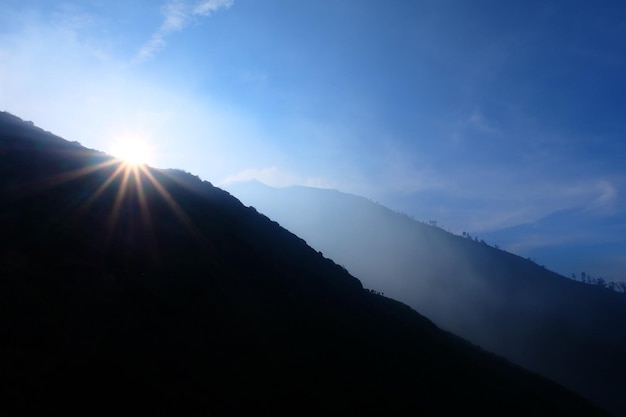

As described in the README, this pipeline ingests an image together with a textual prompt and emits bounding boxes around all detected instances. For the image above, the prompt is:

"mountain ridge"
[0,111,611,416]
[226,179,626,416]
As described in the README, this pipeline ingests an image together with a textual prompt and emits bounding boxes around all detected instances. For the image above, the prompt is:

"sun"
[111,136,154,166]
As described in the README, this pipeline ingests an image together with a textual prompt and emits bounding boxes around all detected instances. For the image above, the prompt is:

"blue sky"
[1,1,625,281]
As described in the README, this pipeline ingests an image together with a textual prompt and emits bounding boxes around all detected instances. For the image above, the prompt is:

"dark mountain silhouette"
[0,111,611,416]
[226,180,626,417]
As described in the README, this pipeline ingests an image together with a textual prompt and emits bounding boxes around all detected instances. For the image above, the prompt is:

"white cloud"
[219,167,347,191]
[460,177,621,233]
[468,108,499,134]
[220,167,306,188]
[586,179,618,213]
[193,0,234,16]
[303,177,344,190]
[137,0,234,61]
[162,0,189,32]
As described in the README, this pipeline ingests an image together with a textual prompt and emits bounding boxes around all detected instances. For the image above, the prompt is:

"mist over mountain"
[0,111,613,415]
[226,180,626,416]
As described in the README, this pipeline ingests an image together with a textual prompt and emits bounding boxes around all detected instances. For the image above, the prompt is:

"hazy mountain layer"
[226,180,626,416]
[0,112,611,416]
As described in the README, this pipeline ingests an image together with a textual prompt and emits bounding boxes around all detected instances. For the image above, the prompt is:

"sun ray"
[17,143,210,264]
[6,158,120,202]
[77,162,127,214]
[44,159,120,188]
[132,165,160,263]
[140,165,210,249]
[103,163,133,248]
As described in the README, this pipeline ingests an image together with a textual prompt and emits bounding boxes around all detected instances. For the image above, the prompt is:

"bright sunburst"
[111,136,154,166]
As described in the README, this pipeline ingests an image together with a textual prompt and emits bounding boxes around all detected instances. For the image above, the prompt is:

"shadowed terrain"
[227,180,626,416]
[0,112,612,416]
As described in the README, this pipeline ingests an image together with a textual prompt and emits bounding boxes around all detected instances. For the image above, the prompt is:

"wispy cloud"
[193,0,234,16]
[220,167,299,188]
[137,0,234,61]
[467,108,500,134]
[220,167,342,190]
[586,179,618,213]
[461,177,622,233]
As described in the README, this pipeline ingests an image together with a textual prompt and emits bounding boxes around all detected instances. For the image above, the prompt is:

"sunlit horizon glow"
[110,136,155,167]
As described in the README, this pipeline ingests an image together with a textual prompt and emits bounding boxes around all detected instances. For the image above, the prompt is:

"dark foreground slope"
[0,113,610,416]
[226,181,626,416]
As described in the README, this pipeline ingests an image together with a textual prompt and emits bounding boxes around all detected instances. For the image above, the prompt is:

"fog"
[226,181,523,333]
[226,180,626,416]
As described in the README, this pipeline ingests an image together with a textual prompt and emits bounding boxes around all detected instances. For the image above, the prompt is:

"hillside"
[0,112,611,416]
[226,180,626,416]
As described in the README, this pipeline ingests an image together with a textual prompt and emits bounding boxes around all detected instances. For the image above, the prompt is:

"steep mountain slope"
[226,180,626,416]
[0,112,610,416]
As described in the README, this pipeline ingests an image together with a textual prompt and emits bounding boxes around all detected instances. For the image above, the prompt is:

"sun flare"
[111,137,154,166]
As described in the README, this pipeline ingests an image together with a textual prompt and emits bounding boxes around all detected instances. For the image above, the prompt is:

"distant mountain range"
[226,180,626,416]
[0,111,612,415]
